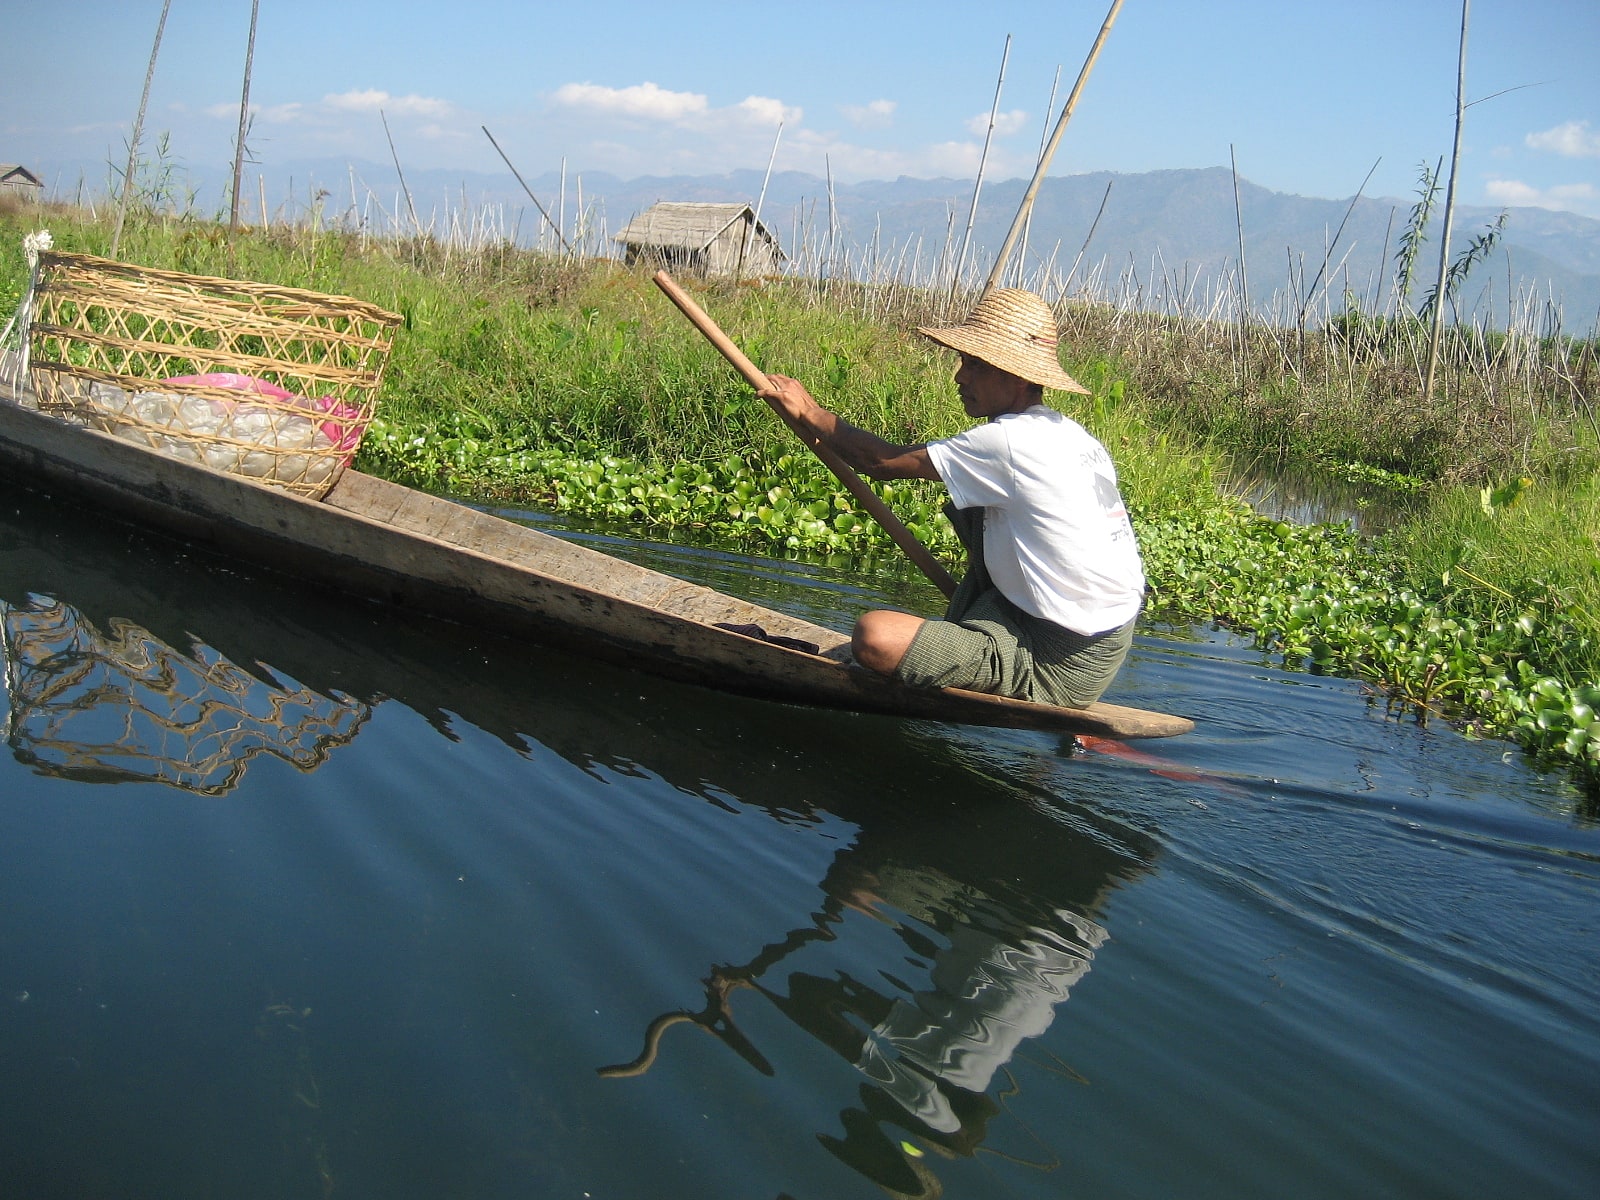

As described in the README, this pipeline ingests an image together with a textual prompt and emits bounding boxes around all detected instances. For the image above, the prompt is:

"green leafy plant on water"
[1138,504,1600,793]
[1315,457,1429,495]
[360,411,961,560]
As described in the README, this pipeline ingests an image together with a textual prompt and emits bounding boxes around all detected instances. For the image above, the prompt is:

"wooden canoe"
[0,376,1192,739]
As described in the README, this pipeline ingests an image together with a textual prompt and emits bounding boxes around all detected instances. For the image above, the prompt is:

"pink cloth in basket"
[163,373,366,458]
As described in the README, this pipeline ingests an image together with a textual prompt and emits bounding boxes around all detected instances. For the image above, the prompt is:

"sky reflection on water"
[2,482,1597,1200]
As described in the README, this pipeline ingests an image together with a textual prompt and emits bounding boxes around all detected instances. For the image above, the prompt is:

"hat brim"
[917,324,1089,394]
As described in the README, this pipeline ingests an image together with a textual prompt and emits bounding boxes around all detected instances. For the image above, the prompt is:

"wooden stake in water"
[1230,144,1250,329]
[1018,64,1063,278]
[382,110,422,236]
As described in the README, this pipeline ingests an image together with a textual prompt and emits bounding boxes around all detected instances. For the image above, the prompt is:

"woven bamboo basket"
[26,251,403,498]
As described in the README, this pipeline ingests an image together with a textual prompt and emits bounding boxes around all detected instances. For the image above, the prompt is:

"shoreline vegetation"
[3,197,1597,807]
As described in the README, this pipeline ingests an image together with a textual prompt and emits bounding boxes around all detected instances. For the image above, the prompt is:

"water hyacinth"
[1139,506,1600,790]
[362,414,961,559]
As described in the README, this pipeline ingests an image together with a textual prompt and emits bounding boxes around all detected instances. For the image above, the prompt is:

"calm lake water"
[1,481,1596,1200]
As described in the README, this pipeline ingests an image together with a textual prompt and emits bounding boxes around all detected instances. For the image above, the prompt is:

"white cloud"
[204,101,302,122]
[416,122,471,143]
[1485,178,1541,205]
[732,95,798,127]
[550,81,798,132]
[201,90,447,126]
[1525,120,1600,159]
[552,111,987,185]
[323,89,452,119]
[922,139,987,177]
[498,77,1070,184]
[1485,177,1599,217]
[782,130,905,177]
[964,108,1029,138]
[552,81,707,121]
[259,102,307,124]
[841,99,896,129]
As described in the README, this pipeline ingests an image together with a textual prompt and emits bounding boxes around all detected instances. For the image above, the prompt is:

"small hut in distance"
[0,164,45,202]
[613,202,784,277]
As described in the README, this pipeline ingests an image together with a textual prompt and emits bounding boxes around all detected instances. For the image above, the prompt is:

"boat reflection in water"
[0,479,1156,1198]
[3,595,368,793]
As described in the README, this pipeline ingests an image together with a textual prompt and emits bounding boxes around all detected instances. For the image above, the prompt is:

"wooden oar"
[653,270,958,598]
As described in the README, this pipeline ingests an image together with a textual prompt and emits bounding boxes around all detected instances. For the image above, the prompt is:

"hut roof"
[0,164,44,189]
[613,201,781,256]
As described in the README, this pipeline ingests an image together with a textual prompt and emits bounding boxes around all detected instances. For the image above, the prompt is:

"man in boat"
[760,288,1144,708]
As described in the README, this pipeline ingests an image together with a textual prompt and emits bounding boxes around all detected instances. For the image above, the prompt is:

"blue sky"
[5,0,1598,217]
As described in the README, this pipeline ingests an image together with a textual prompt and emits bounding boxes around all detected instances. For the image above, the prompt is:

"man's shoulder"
[997,405,1096,445]
[939,406,1088,459]
[997,404,1079,428]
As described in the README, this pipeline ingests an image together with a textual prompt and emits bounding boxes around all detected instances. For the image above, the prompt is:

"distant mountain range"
[30,156,1600,332]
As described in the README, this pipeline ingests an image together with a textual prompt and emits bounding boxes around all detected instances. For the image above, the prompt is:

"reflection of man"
[762,288,1145,708]
[854,904,1105,1135]
[590,713,1154,1195]
[827,862,1107,1135]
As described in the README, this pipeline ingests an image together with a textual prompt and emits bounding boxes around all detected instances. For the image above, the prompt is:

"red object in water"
[1077,734,1241,794]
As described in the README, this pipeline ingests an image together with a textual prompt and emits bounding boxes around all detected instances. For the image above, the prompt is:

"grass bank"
[2,201,1597,802]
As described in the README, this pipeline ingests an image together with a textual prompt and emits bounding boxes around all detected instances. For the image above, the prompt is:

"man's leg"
[851,609,926,675]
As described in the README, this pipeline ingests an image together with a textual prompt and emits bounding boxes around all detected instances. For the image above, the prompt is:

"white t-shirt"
[927,405,1145,635]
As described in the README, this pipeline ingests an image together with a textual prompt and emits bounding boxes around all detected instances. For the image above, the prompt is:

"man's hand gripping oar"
[652,271,956,599]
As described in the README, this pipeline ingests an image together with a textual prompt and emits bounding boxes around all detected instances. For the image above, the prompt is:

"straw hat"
[917,288,1088,394]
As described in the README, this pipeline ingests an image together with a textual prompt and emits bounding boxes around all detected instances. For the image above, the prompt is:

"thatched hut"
[613,202,784,277]
[0,164,44,201]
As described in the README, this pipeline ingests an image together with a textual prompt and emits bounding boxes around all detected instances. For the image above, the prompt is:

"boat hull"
[0,384,1192,738]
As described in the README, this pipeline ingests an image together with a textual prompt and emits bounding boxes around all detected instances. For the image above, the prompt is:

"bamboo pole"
[1061,177,1112,294]
[984,0,1124,294]
[1229,144,1250,327]
[382,110,422,236]
[653,271,958,598]
[738,120,785,282]
[228,0,260,244]
[480,126,570,253]
[1423,0,1470,407]
[111,0,171,260]
[1018,65,1064,278]
[1299,158,1380,327]
[825,154,838,278]
[952,34,1011,300]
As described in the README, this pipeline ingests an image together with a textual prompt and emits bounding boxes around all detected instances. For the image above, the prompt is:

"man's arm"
[759,374,939,481]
